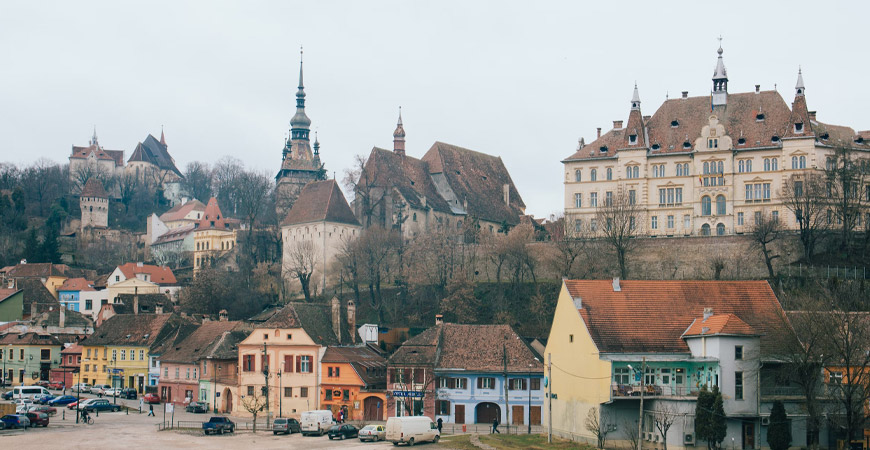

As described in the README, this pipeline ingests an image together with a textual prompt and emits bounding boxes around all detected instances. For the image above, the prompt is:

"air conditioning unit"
[684,433,695,445]
[761,417,770,426]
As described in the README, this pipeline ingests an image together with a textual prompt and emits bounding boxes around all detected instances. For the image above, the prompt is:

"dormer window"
[737,137,746,145]
[820,133,830,140]
[756,113,765,121]
[600,146,608,153]
[856,136,865,144]
[683,141,692,149]
[651,144,660,150]
[629,135,637,145]
[795,123,804,133]
[708,138,719,149]
[671,120,680,128]
[771,136,780,143]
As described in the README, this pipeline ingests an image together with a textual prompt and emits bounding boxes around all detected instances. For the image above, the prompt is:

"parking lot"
[0,390,417,449]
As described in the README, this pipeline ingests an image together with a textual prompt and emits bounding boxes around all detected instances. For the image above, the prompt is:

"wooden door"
[363,397,382,421]
[530,406,541,425]
[512,406,523,425]
[475,403,500,424]
[742,423,755,449]
[455,404,465,424]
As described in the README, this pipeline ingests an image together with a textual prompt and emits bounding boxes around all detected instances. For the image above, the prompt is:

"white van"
[300,410,335,436]
[12,386,50,400]
[386,416,440,446]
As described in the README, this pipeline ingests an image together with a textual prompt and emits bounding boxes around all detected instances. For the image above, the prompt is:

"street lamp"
[278,370,283,418]
[112,355,118,405]
[528,357,539,435]
[2,344,9,387]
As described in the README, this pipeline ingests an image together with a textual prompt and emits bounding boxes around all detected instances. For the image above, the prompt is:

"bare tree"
[585,406,612,449]
[235,169,274,235]
[748,210,782,279]
[358,226,401,316]
[595,186,644,279]
[653,403,680,450]
[823,146,869,252]
[284,238,318,301]
[622,419,640,450]
[335,235,363,304]
[781,173,829,260]
[343,154,376,227]
[241,391,268,433]
[212,157,244,215]
[548,214,589,278]
[181,161,213,202]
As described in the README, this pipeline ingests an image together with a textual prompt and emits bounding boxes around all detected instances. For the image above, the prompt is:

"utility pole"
[503,342,509,433]
[636,357,646,450]
[547,353,552,444]
[262,343,269,413]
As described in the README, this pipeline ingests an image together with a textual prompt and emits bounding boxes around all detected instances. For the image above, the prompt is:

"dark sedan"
[36,395,57,405]
[84,399,121,412]
[28,405,57,416]
[327,424,359,440]
[0,414,31,429]
[24,412,49,427]
[48,395,78,406]
[119,388,137,399]
[185,401,208,413]
[272,417,301,435]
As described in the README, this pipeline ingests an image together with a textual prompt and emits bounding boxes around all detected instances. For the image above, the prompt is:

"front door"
[530,406,541,425]
[742,422,755,449]
[455,404,465,424]
[512,406,523,425]
[475,403,500,424]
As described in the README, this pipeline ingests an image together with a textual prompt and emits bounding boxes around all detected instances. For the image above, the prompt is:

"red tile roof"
[80,178,108,198]
[59,278,95,292]
[281,179,360,227]
[195,198,239,230]
[564,280,792,355]
[61,344,83,355]
[682,313,757,337]
[159,320,243,364]
[70,144,125,167]
[159,199,206,223]
[0,288,20,303]
[117,263,177,285]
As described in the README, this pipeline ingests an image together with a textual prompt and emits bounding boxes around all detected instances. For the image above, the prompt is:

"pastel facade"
[319,346,387,422]
[0,332,63,385]
[192,198,239,273]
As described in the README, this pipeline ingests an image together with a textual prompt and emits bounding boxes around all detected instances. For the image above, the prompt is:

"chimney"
[596,127,601,138]
[681,91,688,99]
[612,277,621,292]
[703,307,714,320]
[755,85,760,93]
[219,309,228,321]
[155,304,164,315]
[502,184,510,206]
[346,300,356,344]
[613,120,623,129]
[136,262,144,268]
[435,314,443,326]
[643,115,651,122]
[331,297,341,342]
[133,294,139,315]
[59,304,66,328]
[808,111,817,121]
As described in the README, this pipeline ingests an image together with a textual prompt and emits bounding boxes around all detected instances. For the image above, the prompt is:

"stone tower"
[80,178,109,230]
[275,50,326,219]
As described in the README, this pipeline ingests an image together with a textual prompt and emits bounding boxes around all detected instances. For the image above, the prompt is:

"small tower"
[795,67,805,97]
[712,41,729,107]
[393,107,406,156]
[159,126,167,147]
[80,178,109,230]
[625,84,646,147]
[89,127,99,148]
[631,83,641,111]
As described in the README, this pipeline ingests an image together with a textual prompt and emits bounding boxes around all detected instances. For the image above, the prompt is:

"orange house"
[320,346,387,422]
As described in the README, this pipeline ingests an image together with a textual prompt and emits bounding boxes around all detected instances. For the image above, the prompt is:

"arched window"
[653,166,659,177]
[717,161,724,174]
[701,224,711,236]
[799,156,806,168]
[746,160,752,172]
[771,158,778,171]
[792,156,798,169]
[739,160,745,172]
[701,196,712,216]
[574,170,581,182]
[716,223,725,236]
[590,169,597,181]
[606,168,612,180]
[684,163,690,176]
[716,195,726,215]
[703,162,710,175]
[764,159,770,171]
[676,164,683,177]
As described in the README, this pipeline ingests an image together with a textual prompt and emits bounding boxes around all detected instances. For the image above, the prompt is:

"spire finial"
[91,125,99,147]
[160,125,166,146]
[298,46,304,90]
[717,35,723,54]
[631,83,641,110]
[398,106,403,126]
[795,66,805,96]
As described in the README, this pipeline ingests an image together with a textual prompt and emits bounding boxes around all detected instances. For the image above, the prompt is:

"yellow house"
[193,197,239,273]
[80,313,196,393]
[106,278,159,303]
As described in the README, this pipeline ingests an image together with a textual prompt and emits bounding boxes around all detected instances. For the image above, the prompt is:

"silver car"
[359,424,386,442]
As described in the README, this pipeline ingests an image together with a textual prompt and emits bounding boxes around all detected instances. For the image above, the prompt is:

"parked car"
[272,417,301,435]
[24,412,49,427]
[328,424,359,440]
[12,398,34,407]
[386,416,440,446]
[300,410,335,436]
[84,399,121,413]
[72,383,91,393]
[90,385,111,396]
[119,388,137,400]
[143,393,161,404]
[11,386,50,400]
[103,388,121,397]
[2,391,13,400]
[33,394,54,404]
[48,395,78,406]
[0,414,31,429]
[202,416,235,435]
[185,401,207,413]
[68,398,96,410]
[27,405,57,416]
[47,382,64,390]
[359,424,386,442]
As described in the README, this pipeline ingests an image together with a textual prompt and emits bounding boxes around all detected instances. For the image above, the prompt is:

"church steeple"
[712,39,728,107]
[289,47,311,141]
[631,83,641,111]
[90,126,99,148]
[393,107,406,156]
[160,126,167,147]
[795,67,805,97]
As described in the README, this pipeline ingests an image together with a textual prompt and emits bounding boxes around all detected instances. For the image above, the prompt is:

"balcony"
[612,384,699,399]
[611,360,719,400]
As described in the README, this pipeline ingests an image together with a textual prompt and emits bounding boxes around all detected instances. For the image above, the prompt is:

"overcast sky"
[2,1,868,218]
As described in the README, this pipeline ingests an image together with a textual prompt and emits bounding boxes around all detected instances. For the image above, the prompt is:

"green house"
[0,289,24,322]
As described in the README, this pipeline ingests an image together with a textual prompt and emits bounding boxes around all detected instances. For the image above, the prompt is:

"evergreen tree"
[40,226,61,264]
[695,385,714,449]
[23,227,42,262]
[710,386,727,449]
[767,401,791,450]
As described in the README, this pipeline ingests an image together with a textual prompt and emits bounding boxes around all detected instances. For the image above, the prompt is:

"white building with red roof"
[68,129,125,196]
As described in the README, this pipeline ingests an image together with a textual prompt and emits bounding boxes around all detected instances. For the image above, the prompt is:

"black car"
[327,424,359,440]
[272,417,301,435]
[119,388,137,400]
[185,401,208,413]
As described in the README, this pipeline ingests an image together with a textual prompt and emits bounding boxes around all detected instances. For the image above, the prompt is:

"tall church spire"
[290,47,311,141]
[90,126,99,147]
[631,83,641,111]
[795,67,805,97]
[160,125,167,147]
[393,107,406,156]
[712,38,728,107]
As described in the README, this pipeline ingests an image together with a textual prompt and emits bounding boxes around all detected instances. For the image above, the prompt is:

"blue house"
[57,278,95,312]
[387,320,544,427]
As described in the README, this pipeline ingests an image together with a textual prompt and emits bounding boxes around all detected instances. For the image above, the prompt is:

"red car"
[47,382,64,390]
[25,412,50,427]
[29,405,57,416]
[33,381,51,388]
[143,393,161,404]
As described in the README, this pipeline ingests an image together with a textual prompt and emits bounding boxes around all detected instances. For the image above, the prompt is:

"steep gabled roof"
[422,141,526,225]
[115,293,171,314]
[159,199,206,223]
[159,320,242,364]
[83,313,195,349]
[563,280,793,355]
[361,148,452,215]
[195,198,239,230]
[281,179,360,226]
[0,289,21,304]
[127,134,182,176]
[80,178,108,198]
[70,144,124,167]
[59,278,95,292]
[116,263,177,285]
[0,332,62,346]
[322,346,387,386]
[33,307,93,329]
[6,263,82,279]
[261,302,353,346]
[204,330,250,360]
[682,313,757,337]
[388,325,441,366]
[436,323,543,373]
[20,279,59,313]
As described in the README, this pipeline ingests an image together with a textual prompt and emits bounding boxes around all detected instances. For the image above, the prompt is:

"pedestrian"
[436,417,443,434]
[148,404,154,417]
[492,417,500,434]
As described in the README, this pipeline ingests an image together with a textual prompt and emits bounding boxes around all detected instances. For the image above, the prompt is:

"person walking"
[492,417,500,434]
[436,417,443,434]
[147,403,154,417]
